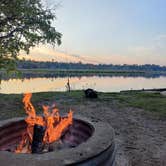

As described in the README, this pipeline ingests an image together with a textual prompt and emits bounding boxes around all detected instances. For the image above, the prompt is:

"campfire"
[0,93,115,165]
[0,110,115,166]
[15,93,73,154]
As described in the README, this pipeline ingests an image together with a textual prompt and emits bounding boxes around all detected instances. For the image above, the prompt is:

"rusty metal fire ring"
[0,115,115,166]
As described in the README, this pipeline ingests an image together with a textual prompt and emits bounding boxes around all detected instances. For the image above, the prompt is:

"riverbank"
[0,91,166,119]
[0,91,166,165]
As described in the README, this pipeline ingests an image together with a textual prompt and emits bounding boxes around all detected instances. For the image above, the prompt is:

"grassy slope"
[0,91,165,120]
[100,92,166,116]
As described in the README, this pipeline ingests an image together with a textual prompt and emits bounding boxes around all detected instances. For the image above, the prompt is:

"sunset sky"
[22,0,166,65]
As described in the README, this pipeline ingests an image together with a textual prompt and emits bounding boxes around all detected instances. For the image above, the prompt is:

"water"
[0,76,166,94]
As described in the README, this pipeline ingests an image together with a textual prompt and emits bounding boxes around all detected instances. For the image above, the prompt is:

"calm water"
[0,76,166,94]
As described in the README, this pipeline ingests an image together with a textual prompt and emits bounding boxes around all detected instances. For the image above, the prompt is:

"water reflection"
[0,76,166,94]
[1,72,166,81]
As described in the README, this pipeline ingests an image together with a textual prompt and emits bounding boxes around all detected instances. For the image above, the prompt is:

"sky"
[22,0,166,65]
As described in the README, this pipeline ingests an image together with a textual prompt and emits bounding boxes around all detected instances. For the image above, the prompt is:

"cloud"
[19,32,166,66]
[155,34,166,41]
[124,34,166,65]
[19,45,96,64]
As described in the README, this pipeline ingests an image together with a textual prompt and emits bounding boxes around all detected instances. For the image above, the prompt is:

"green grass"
[0,91,166,120]
[0,91,85,120]
[103,92,166,116]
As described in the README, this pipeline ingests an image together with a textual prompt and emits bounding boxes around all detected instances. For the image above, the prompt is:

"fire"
[15,93,73,153]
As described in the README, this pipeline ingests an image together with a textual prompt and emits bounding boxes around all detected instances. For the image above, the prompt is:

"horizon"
[18,57,166,67]
[21,0,166,65]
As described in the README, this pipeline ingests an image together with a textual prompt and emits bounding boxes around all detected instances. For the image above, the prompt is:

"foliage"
[0,0,62,70]
[17,60,166,72]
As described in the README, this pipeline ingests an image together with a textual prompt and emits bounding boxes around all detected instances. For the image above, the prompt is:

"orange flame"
[15,93,73,153]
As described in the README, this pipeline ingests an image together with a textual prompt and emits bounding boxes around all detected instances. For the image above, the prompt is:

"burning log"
[31,124,46,154]
[15,93,73,154]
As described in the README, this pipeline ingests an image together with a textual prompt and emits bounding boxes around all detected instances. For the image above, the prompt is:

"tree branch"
[0,25,26,40]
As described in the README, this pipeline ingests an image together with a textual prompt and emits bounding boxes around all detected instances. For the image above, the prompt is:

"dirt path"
[55,99,166,166]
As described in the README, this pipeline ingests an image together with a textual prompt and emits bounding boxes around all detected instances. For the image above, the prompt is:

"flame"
[15,93,73,153]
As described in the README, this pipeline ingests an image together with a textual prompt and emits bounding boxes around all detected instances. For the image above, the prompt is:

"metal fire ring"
[0,115,115,166]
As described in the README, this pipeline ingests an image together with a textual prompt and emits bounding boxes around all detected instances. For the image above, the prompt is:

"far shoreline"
[1,68,166,80]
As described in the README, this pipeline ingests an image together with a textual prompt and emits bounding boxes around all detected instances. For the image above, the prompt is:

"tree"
[0,0,62,70]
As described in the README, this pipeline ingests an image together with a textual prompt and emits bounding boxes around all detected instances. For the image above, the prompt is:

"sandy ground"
[52,99,166,166]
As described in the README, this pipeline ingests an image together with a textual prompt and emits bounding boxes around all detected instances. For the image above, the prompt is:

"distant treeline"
[17,60,166,72]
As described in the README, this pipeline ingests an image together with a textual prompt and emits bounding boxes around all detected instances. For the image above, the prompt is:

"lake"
[0,76,166,94]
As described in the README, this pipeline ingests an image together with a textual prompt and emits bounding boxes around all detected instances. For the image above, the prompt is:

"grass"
[0,91,85,120]
[0,91,166,120]
[102,91,166,116]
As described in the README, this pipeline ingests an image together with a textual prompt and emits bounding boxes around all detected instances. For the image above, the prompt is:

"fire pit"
[0,115,115,166]
[0,93,115,165]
